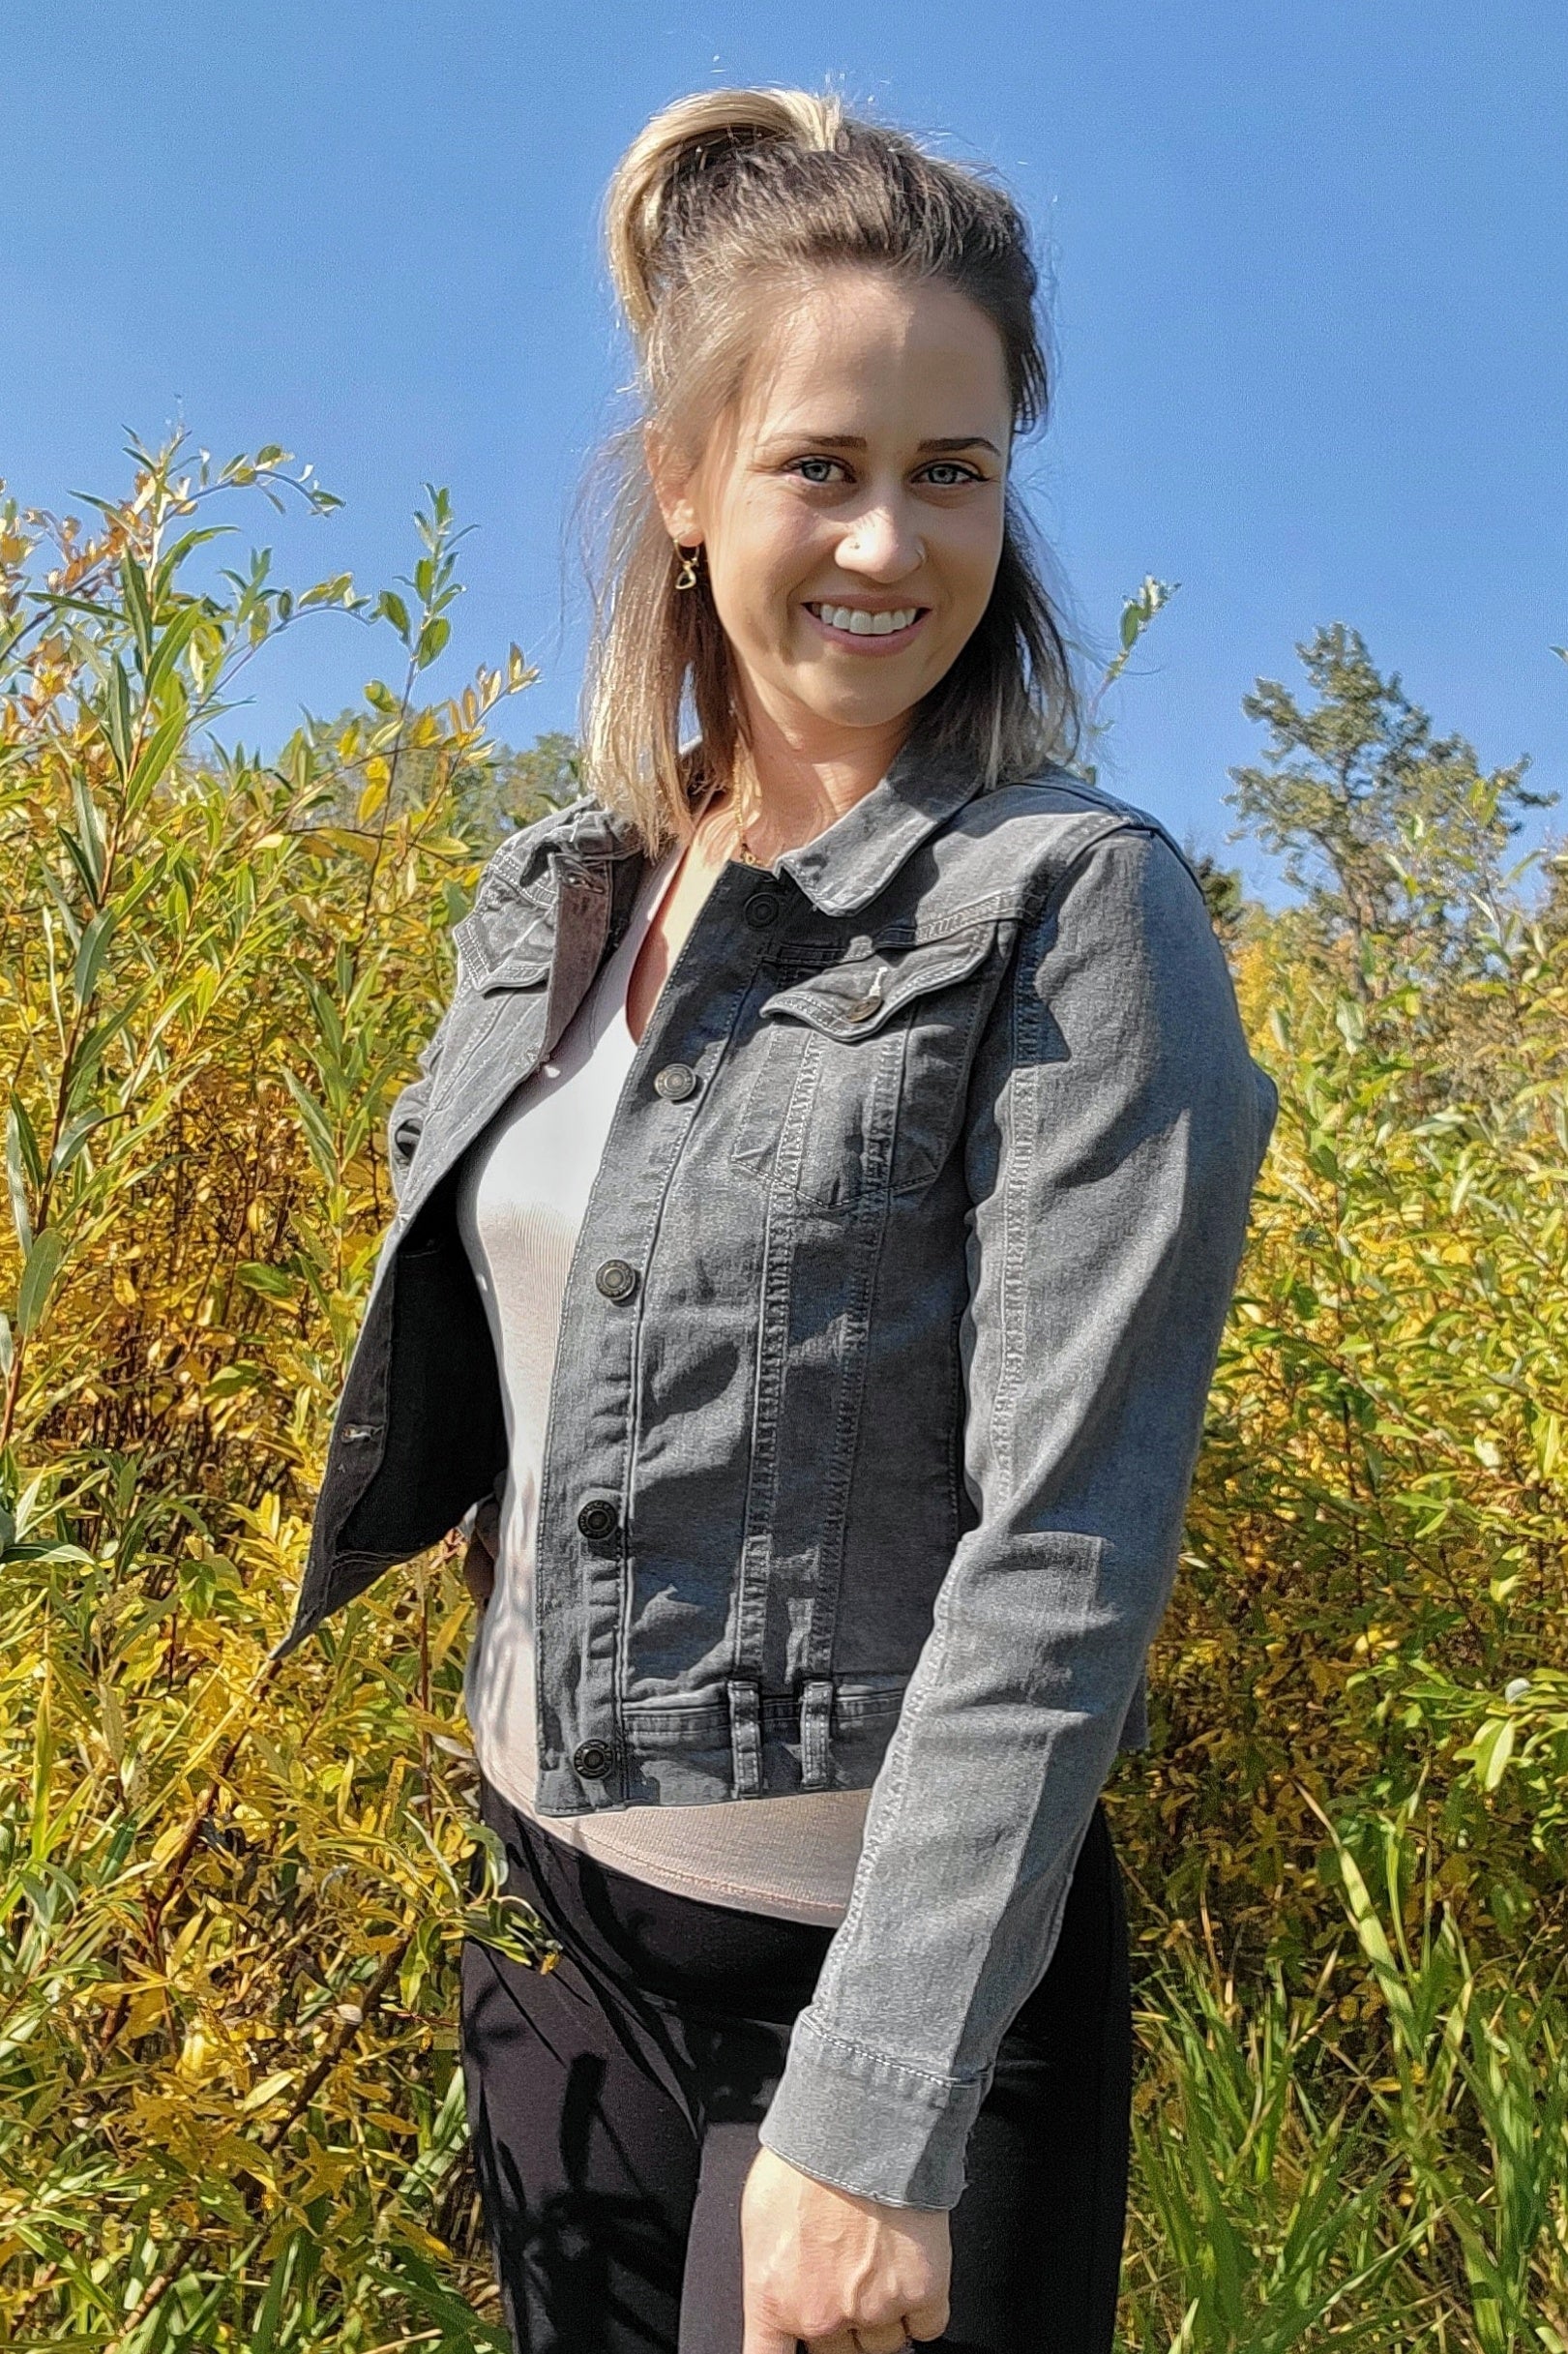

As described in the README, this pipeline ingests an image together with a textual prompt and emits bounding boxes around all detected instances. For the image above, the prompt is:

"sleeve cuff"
[757,2008,988,2211]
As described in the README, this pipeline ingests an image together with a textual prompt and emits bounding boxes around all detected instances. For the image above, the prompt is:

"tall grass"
[2,437,1565,2348]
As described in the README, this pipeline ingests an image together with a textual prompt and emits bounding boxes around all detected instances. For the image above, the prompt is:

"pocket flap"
[760,924,997,1040]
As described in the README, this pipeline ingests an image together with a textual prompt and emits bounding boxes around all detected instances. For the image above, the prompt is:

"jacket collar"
[513,735,989,916]
[502,793,644,884]
[775,736,991,914]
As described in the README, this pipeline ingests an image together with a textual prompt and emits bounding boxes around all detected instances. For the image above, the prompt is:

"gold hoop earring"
[674,544,700,592]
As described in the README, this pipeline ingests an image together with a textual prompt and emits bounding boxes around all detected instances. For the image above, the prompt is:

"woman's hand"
[462,1495,500,1610]
[740,2144,950,2353]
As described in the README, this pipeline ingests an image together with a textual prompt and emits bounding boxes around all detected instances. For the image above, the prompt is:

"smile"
[804,601,929,649]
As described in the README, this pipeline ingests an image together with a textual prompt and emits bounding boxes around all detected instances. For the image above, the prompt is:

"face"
[655,269,1013,760]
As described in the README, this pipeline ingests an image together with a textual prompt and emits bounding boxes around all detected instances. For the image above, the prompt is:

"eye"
[788,456,850,486]
[916,461,984,488]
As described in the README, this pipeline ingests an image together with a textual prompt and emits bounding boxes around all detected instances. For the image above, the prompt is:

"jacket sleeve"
[758,823,1279,2209]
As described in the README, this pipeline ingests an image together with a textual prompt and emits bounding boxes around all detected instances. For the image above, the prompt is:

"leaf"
[247,2234,297,2354]
[300,571,357,609]
[0,1308,12,1380]
[415,615,450,670]
[282,1068,338,1178]
[106,653,134,777]
[50,1110,107,1179]
[143,600,207,704]
[1458,1715,1517,1791]
[57,826,103,907]
[73,908,117,1007]
[234,1262,296,1300]
[15,1229,66,1336]
[124,706,187,812]
[357,767,390,825]
[70,769,107,899]
[377,589,411,641]
[6,1097,38,1253]
[459,1893,559,1972]
[121,552,155,672]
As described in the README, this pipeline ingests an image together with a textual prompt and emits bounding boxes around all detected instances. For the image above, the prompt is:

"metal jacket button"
[653,1060,698,1101]
[744,891,781,929]
[595,1259,638,1301]
[845,996,881,1022]
[577,1500,619,1541]
[573,1740,614,1779]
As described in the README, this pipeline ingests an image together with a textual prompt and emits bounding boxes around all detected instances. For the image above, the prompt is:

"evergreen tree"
[1228,624,1549,970]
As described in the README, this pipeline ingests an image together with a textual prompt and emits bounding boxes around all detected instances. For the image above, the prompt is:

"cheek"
[715,517,812,647]
[942,518,1005,629]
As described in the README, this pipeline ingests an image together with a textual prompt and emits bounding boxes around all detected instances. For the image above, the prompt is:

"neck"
[727,695,912,855]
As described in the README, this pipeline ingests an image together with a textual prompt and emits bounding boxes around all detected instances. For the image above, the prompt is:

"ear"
[643,421,702,547]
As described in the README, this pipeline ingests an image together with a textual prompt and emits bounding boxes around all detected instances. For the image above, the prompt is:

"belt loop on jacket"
[727,1680,762,1798]
[799,1678,834,1791]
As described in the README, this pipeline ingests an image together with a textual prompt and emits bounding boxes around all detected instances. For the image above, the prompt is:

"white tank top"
[456,847,870,1923]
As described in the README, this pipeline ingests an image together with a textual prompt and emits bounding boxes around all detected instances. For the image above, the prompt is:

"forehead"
[733,269,1011,435]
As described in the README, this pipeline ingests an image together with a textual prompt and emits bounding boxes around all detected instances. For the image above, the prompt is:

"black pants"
[461,1778,1132,2353]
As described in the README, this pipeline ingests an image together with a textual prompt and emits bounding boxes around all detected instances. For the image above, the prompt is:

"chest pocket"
[731,923,1003,1213]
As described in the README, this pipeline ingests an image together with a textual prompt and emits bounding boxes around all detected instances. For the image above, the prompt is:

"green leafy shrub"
[2,457,1564,2348]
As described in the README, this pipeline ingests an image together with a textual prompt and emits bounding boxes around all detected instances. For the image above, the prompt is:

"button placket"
[534,868,789,1811]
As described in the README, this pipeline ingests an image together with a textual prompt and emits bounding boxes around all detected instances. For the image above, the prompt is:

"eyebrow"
[763,432,1004,459]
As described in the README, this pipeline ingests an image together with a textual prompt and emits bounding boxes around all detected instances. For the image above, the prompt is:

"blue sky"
[6,1,1565,892]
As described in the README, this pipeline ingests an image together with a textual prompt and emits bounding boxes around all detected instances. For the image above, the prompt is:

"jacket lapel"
[394,805,644,1231]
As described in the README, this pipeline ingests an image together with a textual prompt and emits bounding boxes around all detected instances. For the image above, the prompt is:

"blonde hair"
[583,86,1079,849]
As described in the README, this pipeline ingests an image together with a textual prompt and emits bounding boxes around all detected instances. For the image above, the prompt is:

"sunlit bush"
[2,445,1564,2348]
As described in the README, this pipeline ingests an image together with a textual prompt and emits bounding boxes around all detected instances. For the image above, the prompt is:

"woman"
[282,86,1278,2354]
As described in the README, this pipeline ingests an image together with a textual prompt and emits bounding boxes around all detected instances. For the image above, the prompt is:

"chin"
[792,682,923,732]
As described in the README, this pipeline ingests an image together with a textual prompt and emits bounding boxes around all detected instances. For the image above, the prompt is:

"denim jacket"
[281,741,1278,2207]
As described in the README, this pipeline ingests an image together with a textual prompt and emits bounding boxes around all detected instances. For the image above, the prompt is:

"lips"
[804,601,929,648]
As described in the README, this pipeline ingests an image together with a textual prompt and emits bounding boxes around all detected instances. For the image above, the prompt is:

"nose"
[833,489,925,581]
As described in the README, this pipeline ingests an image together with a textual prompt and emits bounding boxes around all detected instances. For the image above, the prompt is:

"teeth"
[813,605,920,636]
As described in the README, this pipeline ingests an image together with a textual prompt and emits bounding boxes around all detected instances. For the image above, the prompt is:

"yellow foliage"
[3,435,1566,2344]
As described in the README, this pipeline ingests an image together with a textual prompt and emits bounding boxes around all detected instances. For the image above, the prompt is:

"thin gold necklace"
[708,786,771,870]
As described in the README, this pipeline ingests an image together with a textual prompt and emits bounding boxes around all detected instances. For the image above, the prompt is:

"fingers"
[741,2319,796,2354]
[805,2331,912,2354]
[902,2294,951,2341]
[805,2326,920,2354]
